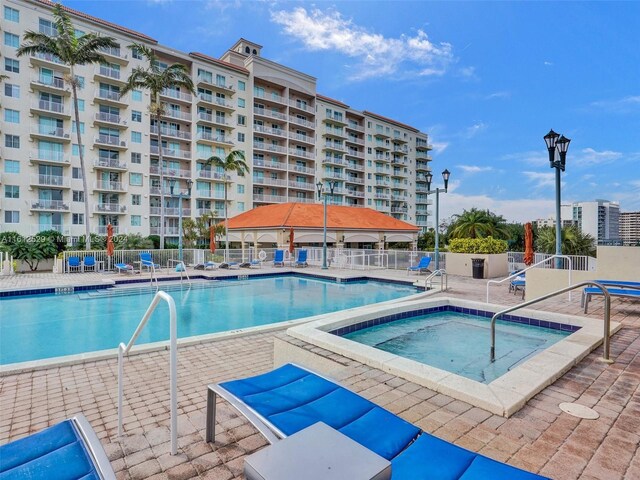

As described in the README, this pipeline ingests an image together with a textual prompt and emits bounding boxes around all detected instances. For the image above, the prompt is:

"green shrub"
[7,235,57,271]
[448,236,508,254]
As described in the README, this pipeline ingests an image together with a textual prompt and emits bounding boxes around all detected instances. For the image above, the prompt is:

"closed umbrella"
[288,227,295,255]
[524,222,534,266]
[106,223,114,271]
[209,225,216,254]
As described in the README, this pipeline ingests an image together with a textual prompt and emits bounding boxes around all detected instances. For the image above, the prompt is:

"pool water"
[0,276,416,365]
[343,311,569,383]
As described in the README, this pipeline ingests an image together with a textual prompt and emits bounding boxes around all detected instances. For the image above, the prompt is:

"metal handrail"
[424,269,448,291]
[118,291,179,454]
[490,281,612,364]
[486,254,573,304]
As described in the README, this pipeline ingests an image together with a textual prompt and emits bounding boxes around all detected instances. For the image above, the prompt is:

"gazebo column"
[252,231,258,258]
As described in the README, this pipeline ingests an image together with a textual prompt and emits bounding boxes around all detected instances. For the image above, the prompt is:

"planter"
[445,253,508,279]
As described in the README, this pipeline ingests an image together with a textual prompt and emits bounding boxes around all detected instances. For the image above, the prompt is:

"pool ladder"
[490,281,613,364]
[424,269,448,291]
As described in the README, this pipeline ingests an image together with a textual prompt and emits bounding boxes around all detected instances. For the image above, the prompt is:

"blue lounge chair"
[0,414,116,479]
[294,249,308,267]
[115,263,134,274]
[139,252,161,272]
[509,274,526,299]
[407,256,431,275]
[67,256,81,273]
[205,364,548,480]
[582,286,640,313]
[274,250,285,267]
[83,256,96,272]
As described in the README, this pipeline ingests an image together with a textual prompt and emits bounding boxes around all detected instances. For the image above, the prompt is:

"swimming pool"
[0,276,417,366]
[341,310,569,383]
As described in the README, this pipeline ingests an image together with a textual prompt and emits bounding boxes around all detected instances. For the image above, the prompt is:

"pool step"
[77,280,247,299]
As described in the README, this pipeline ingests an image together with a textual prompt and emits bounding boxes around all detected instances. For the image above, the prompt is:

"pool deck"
[1,267,638,479]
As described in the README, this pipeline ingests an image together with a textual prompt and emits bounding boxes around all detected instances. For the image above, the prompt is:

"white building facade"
[619,211,640,246]
[1,1,433,243]
[561,200,621,245]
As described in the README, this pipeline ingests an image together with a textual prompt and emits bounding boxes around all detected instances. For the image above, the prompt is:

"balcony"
[323,156,345,166]
[30,126,71,142]
[196,92,234,110]
[30,150,69,165]
[253,90,286,106]
[94,64,123,82]
[99,46,128,64]
[29,224,70,235]
[288,196,315,204]
[197,112,231,128]
[391,158,408,167]
[94,157,127,171]
[416,161,430,172]
[149,226,181,235]
[253,177,287,187]
[196,75,235,94]
[392,145,409,154]
[95,135,127,150]
[324,127,345,138]
[289,99,314,114]
[149,186,173,195]
[164,109,192,122]
[31,200,69,211]
[30,52,69,70]
[288,181,315,191]
[150,165,192,179]
[345,190,365,198]
[323,114,347,125]
[253,159,287,171]
[253,125,287,139]
[197,170,231,181]
[160,88,193,104]
[415,186,430,194]
[254,107,287,122]
[30,175,70,188]
[323,171,345,180]
[374,154,389,162]
[30,100,69,118]
[391,193,406,201]
[94,112,128,128]
[346,149,364,159]
[195,190,224,200]
[95,203,127,214]
[94,225,125,235]
[253,142,287,154]
[345,136,364,146]
[375,180,390,187]
[149,207,191,217]
[346,122,364,133]
[416,152,432,161]
[196,131,233,146]
[253,194,287,203]
[151,125,192,141]
[95,88,127,106]
[374,193,390,200]
[374,143,390,152]
[289,116,315,129]
[374,128,390,139]
[288,132,314,145]
[30,75,69,95]
[94,180,127,192]
[345,176,364,185]
[289,148,315,159]
[150,145,191,160]
[416,209,430,216]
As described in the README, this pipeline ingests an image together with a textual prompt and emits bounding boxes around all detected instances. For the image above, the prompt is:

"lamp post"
[425,169,451,272]
[316,180,336,270]
[170,178,193,267]
[543,129,571,269]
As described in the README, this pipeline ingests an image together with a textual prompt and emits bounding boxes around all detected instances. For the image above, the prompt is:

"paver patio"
[0,269,638,479]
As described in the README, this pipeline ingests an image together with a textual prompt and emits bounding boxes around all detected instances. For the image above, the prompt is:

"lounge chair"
[205,363,548,480]
[67,256,81,273]
[219,262,239,269]
[204,261,219,270]
[273,250,285,267]
[115,263,135,274]
[407,256,431,275]
[0,414,116,479]
[83,256,96,272]
[582,285,640,313]
[509,274,526,299]
[139,252,161,272]
[294,249,308,268]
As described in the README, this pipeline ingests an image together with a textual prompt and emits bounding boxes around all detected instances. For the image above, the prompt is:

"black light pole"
[425,169,451,271]
[170,178,193,267]
[316,180,336,270]
[544,129,571,269]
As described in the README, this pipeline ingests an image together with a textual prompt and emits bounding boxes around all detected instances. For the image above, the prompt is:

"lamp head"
[169,178,176,195]
[186,178,193,195]
[425,171,433,191]
[316,181,323,197]
[544,129,560,166]
[328,180,336,194]
[555,135,571,171]
[442,169,451,191]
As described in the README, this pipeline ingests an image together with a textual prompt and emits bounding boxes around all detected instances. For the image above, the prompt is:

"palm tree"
[536,226,596,257]
[17,4,118,249]
[205,150,249,261]
[120,43,195,249]
[449,208,510,239]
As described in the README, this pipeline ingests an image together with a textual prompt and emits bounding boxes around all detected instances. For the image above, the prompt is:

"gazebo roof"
[227,203,419,232]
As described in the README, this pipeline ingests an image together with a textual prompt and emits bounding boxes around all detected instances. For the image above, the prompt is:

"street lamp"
[544,129,571,269]
[316,180,336,269]
[425,169,451,272]
[169,178,193,268]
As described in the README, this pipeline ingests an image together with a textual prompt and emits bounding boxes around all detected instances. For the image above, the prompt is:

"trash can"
[471,258,485,279]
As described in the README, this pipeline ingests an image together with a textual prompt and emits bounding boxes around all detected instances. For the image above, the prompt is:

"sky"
[62,0,640,222]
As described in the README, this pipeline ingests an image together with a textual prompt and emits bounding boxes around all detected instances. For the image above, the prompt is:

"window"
[238,80,245,91]
[4,58,19,73]
[72,214,84,225]
[129,173,143,186]
[4,6,19,22]
[237,202,245,212]
[237,132,245,142]
[132,90,142,101]
[77,99,85,111]
[237,98,245,108]
[4,83,19,98]
[4,109,19,123]
[131,215,142,227]
[237,184,245,194]
[4,185,19,198]
[5,211,19,223]
[131,194,141,205]
[216,74,225,87]
[4,160,19,173]
[5,135,19,148]
[4,32,19,48]
[237,114,246,126]
[75,75,85,89]
[131,131,142,143]
[72,190,85,202]
[131,152,141,164]
[131,110,142,122]
[132,47,143,60]
[72,121,85,134]
[72,167,83,179]
[72,144,85,156]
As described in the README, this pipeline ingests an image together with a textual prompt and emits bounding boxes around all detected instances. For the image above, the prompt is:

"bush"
[148,235,160,249]
[38,229,68,254]
[0,231,23,252]
[448,236,508,254]
[7,235,57,271]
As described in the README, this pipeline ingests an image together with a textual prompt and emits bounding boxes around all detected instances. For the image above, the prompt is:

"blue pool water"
[343,311,569,383]
[0,276,416,365]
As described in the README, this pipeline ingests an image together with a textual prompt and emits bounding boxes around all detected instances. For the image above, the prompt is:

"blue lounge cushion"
[0,420,100,480]
[221,363,316,398]
[459,455,548,480]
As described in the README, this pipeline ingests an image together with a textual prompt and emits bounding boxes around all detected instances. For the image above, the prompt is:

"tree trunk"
[224,180,229,262]
[71,74,91,250]
[155,103,165,249]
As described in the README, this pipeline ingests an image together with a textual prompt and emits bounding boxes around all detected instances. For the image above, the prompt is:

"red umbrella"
[209,225,216,254]
[524,222,534,266]
[106,223,114,257]
[288,227,295,255]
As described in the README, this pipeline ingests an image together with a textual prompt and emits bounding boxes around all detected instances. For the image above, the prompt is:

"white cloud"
[270,7,454,80]
[574,147,623,166]
[523,171,556,189]
[437,192,557,223]
[544,61,553,66]
[590,95,640,113]
[485,91,510,100]
[502,150,549,167]
[457,165,493,173]
[465,122,487,138]
[430,141,449,154]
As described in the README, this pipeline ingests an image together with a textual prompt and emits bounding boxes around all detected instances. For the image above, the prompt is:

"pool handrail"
[486,254,573,304]
[118,291,178,454]
[490,281,612,363]
[424,269,448,291]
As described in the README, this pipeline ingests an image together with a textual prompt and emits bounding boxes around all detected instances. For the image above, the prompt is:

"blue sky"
[64,0,640,222]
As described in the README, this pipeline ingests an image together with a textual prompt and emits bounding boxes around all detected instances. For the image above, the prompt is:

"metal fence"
[507,252,596,272]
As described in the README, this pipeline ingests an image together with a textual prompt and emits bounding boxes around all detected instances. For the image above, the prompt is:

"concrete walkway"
[0,269,638,479]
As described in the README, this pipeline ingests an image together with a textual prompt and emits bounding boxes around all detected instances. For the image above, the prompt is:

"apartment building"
[619,211,640,246]
[561,200,621,244]
[1,0,433,242]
